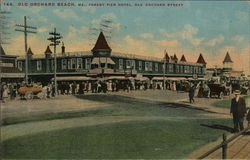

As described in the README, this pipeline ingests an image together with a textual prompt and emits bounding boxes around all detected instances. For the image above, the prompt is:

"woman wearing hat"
[230,90,247,132]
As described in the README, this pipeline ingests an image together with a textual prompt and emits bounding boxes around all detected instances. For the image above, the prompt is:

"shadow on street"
[200,124,234,133]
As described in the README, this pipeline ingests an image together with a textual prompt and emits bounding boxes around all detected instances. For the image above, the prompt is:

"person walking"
[189,84,195,103]
[230,90,247,132]
[246,108,250,127]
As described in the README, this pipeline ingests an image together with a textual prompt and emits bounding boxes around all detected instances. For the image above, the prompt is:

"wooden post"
[222,133,227,159]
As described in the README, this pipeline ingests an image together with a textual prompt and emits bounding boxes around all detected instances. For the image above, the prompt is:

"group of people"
[57,80,153,95]
[0,82,21,103]
[1,79,250,133]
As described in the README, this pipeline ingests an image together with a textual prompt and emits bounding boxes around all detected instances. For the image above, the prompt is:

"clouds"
[235,11,248,22]
[37,26,48,33]
[123,35,146,53]
[66,25,89,39]
[6,35,47,55]
[155,40,179,48]
[205,35,224,47]
[160,24,204,46]
[53,9,79,20]
[140,33,154,39]
[231,35,245,43]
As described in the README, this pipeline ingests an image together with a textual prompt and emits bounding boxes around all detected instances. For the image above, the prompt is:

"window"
[131,60,136,69]
[180,65,183,73]
[67,59,71,70]
[168,64,173,72]
[155,63,158,72]
[51,60,54,71]
[198,67,201,74]
[77,58,83,69]
[202,67,206,74]
[119,59,123,69]
[184,66,188,73]
[176,65,179,73]
[85,58,91,69]
[62,59,67,70]
[71,58,77,69]
[126,60,131,69]
[138,61,142,71]
[36,60,42,71]
[18,61,23,71]
[145,62,152,71]
[194,66,198,73]
[186,66,190,73]
[190,66,193,73]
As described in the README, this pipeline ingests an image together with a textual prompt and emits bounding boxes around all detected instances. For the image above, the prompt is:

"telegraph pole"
[163,50,166,90]
[15,16,37,83]
[48,28,62,97]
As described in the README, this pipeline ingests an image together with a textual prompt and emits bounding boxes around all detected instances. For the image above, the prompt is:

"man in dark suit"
[230,90,247,132]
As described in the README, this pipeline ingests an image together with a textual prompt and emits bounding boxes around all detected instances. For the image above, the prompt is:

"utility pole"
[15,16,37,83]
[163,50,166,90]
[47,28,62,97]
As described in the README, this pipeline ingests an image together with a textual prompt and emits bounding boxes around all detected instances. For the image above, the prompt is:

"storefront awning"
[55,76,96,81]
[152,77,187,81]
[91,57,115,65]
[98,76,129,81]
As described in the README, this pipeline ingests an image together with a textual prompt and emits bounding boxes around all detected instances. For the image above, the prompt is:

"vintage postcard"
[0,0,250,159]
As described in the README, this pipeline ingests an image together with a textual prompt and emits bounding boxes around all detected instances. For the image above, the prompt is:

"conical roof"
[92,32,111,51]
[180,55,187,62]
[173,54,178,60]
[197,53,206,64]
[164,52,170,60]
[0,44,6,56]
[44,46,52,54]
[27,47,34,55]
[223,52,233,63]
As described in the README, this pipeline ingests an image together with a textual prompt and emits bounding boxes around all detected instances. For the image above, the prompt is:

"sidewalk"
[207,133,250,159]
[187,127,250,159]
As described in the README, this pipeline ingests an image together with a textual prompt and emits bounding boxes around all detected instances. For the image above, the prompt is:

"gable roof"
[180,55,187,62]
[223,52,233,63]
[0,44,6,56]
[92,32,111,51]
[27,47,34,55]
[197,53,206,64]
[44,46,52,54]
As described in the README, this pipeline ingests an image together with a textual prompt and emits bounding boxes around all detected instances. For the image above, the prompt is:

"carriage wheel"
[25,91,33,100]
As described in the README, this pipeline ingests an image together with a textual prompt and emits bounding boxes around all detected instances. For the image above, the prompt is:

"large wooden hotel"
[2,32,207,83]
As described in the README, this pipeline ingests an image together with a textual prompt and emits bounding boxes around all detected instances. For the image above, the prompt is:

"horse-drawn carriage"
[207,83,227,99]
[18,85,44,100]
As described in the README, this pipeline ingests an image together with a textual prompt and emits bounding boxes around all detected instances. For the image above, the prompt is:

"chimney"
[62,42,65,55]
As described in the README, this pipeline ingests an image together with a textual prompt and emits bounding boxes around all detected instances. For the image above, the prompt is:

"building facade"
[16,32,206,82]
[0,45,24,82]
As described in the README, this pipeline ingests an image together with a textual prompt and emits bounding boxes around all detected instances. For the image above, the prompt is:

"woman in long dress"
[2,85,9,103]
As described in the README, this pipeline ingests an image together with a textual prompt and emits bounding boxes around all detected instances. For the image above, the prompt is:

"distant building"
[16,32,206,83]
[223,52,233,71]
[206,52,244,81]
[0,45,24,82]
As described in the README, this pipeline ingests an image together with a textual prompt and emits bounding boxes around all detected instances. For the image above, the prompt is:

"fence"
[198,126,250,159]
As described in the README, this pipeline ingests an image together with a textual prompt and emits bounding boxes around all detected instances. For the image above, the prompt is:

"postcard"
[0,0,250,159]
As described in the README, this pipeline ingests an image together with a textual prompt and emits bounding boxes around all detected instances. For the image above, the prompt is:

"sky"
[1,0,250,74]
